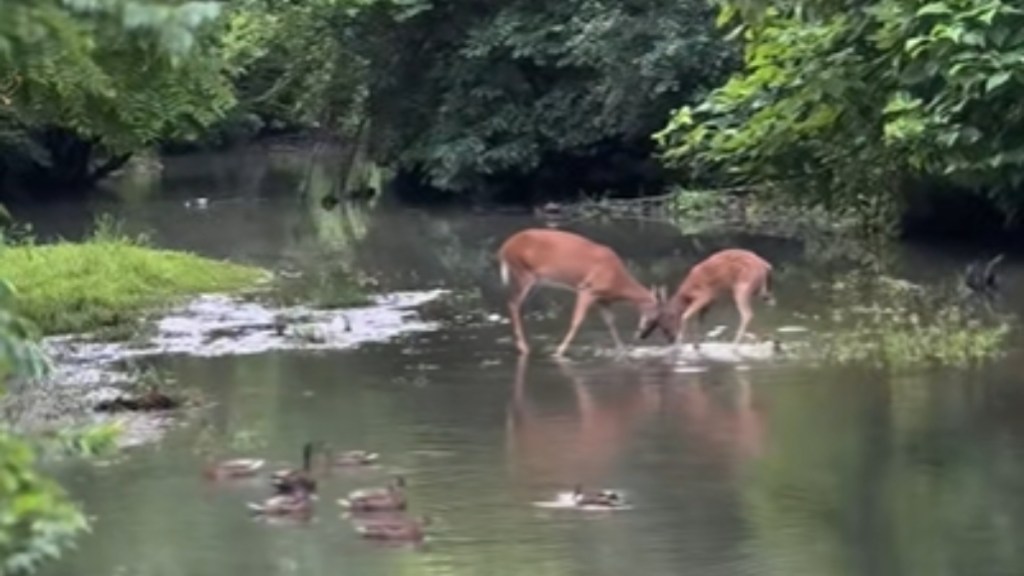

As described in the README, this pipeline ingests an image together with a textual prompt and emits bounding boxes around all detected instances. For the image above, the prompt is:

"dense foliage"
[189,0,739,200]
[0,0,233,193]
[0,278,88,576]
[656,0,1024,230]
[218,0,369,137]
[355,0,736,199]
[6,0,1024,226]
[0,0,737,202]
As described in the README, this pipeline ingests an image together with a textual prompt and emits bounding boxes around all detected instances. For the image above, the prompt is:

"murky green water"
[14,147,1024,576]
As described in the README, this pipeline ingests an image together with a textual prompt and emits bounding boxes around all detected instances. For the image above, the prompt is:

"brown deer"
[497,228,673,357]
[665,248,774,349]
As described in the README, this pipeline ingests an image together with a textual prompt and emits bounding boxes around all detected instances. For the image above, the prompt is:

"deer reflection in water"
[504,356,768,488]
[671,370,767,467]
[505,356,664,484]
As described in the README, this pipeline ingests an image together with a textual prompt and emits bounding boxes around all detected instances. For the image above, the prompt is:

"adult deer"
[664,248,774,349]
[497,228,673,357]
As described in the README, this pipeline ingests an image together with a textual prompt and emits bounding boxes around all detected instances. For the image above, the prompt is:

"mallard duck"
[271,442,317,494]
[337,476,407,512]
[572,484,625,508]
[203,458,265,480]
[332,449,379,467]
[352,515,430,542]
[247,489,315,517]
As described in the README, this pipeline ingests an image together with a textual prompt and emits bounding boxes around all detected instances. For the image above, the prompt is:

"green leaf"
[916,2,954,16]
[986,71,1012,93]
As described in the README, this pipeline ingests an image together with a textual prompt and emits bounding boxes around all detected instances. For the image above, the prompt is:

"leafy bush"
[656,0,1024,231]
[0,278,88,576]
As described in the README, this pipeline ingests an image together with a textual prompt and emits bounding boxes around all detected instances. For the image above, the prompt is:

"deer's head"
[636,285,676,342]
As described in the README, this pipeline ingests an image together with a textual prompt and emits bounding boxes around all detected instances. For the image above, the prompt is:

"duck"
[247,488,315,517]
[572,484,625,508]
[202,457,265,480]
[320,193,340,211]
[337,476,407,512]
[331,449,379,467]
[352,515,431,542]
[271,441,318,494]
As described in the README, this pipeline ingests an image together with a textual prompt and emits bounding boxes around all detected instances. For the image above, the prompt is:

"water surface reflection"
[17,147,1024,576]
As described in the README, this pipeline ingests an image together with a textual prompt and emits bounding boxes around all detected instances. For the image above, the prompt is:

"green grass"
[0,231,268,336]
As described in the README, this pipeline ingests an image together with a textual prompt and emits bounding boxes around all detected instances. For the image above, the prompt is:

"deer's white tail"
[499,259,510,286]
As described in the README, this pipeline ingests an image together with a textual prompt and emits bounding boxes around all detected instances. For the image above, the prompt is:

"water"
[13,146,1024,576]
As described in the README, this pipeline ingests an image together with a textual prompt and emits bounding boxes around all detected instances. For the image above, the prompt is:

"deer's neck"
[613,274,656,309]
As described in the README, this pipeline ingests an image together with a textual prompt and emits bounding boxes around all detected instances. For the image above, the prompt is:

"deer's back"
[676,249,771,298]
[499,228,626,286]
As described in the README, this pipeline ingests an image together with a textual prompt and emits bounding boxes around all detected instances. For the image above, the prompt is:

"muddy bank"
[0,290,447,448]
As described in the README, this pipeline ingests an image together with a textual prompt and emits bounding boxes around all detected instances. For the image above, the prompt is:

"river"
[10,145,1024,576]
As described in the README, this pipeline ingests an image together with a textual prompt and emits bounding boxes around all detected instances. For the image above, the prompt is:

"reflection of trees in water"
[348,212,510,292]
[298,163,371,254]
[739,374,1024,575]
[264,162,376,304]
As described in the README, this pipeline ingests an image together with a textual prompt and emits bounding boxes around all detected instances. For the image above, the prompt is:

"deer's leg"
[507,276,537,355]
[732,283,756,344]
[554,291,596,358]
[675,297,712,352]
[597,305,625,355]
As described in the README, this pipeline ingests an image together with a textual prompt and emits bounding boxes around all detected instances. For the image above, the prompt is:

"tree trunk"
[20,128,131,194]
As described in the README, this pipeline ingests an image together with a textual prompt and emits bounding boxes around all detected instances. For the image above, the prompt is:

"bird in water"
[320,194,340,211]
[331,448,379,467]
[202,457,265,481]
[247,487,315,518]
[571,484,626,508]
[338,476,407,512]
[271,441,318,495]
[351,515,431,542]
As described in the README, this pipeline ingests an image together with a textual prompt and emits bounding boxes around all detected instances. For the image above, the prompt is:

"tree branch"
[88,153,132,184]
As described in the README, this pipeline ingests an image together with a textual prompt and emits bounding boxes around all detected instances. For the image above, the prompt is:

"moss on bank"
[0,236,267,335]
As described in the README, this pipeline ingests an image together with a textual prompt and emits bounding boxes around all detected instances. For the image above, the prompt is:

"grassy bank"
[0,225,268,335]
